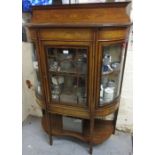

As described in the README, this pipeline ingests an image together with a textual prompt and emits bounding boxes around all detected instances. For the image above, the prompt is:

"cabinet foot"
[89,145,93,154]
[49,136,53,145]
[112,129,116,134]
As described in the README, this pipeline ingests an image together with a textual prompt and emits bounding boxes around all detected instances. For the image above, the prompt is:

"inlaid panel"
[98,28,128,40]
[39,28,93,41]
[32,6,130,25]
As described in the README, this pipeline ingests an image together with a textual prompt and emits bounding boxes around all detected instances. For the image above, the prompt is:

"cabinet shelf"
[50,70,86,77]
[48,55,86,60]
[102,69,120,76]
[42,114,114,145]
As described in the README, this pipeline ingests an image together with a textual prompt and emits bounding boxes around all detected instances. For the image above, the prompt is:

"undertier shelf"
[42,115,114,144]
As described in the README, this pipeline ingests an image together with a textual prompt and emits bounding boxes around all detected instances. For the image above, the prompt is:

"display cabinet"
[26,1,131,154]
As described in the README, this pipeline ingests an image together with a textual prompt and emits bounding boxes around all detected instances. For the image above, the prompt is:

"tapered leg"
[49,135,53,145]
[89,118,94,154]
[89,144,93,154]
[47,113,53,145]
[113,108,119,134]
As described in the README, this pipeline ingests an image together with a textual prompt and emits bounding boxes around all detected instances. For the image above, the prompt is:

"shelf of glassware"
[47,47,88,107]
[99,43,125,107]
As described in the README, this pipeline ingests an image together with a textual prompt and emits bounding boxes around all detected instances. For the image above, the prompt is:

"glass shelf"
[102,70,120,76]
[49,70,86,77]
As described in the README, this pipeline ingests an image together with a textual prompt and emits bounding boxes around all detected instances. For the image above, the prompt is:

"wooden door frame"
[94,39,127,109]
[39,40,94,111]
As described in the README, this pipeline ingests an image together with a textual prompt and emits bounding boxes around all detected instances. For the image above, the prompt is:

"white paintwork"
[22,42,42,121]
[116,30,133,132]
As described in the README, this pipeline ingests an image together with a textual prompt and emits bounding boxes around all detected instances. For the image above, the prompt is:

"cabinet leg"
[47,112,53,145]
[113,129,116,135]
[113,108,119,134]
[49,136,53,145]
[89,144,93,154]
[89,117,94,154]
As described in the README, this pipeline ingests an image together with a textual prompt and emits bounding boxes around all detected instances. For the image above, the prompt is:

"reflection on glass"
[32,44,43,99]
[99,43,125,106]
[35,71,42,98]
[47,47,87,106]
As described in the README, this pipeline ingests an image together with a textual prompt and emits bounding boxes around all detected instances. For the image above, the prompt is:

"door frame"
[94,39,128,109]
[39,40,94,110]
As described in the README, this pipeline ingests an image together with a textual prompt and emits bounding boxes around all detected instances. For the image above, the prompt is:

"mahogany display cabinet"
[26,1,131,154]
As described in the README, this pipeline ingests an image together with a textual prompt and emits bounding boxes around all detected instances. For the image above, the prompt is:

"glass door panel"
[99,43,126,106]
[46,47,88,106]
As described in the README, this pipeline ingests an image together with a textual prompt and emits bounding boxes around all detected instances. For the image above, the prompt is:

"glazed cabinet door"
[95,41,127,107]
[40,41,93,109]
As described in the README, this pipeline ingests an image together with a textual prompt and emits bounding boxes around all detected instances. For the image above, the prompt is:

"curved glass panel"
[32,43,43,99]
[99,43,126,106]
[46,47,88,106]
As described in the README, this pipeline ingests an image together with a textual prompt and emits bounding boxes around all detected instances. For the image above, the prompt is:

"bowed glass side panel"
[99,43,126,106]
[32,43,43,99]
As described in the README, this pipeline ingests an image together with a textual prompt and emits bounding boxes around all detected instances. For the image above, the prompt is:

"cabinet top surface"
[27,1,131,28]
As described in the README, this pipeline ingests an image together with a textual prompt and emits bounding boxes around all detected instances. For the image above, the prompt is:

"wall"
[116,30,133,132]
[22,42,42,121]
